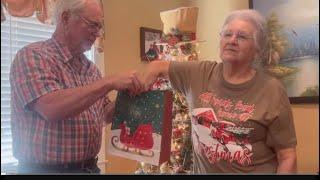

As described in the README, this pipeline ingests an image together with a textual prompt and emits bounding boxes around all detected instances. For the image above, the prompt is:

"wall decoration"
[250,0,319,103]
[140,27,162,61]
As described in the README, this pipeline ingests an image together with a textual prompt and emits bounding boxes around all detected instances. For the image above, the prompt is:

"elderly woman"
[138,9,297,174]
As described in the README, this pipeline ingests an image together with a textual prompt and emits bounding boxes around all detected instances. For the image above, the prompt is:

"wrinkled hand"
[136,66,159,93]
[109,71,143,95]
[135,60,170,94]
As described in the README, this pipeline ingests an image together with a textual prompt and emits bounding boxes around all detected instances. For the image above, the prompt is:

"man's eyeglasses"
[76,14,104,36]
[220,30,254,43]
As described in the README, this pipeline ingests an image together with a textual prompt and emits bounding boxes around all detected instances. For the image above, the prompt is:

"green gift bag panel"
[108,90,173,166]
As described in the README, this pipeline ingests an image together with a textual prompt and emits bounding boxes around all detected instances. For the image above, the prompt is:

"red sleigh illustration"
[111,122,155,157]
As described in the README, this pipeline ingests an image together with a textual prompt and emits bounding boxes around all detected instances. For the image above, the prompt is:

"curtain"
[1,3,5,21]
[1,0,56,24]
[1,0,104,52]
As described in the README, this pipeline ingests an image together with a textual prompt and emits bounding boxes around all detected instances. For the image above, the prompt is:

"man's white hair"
[52,0,101,25]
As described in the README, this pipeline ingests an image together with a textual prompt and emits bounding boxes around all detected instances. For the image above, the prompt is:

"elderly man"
[9,0,141,174]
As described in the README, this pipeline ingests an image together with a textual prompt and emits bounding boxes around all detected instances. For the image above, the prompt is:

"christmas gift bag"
[108,90,173,166]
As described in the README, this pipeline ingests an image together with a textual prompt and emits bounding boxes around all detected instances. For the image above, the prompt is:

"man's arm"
[30,71,141,121]
[276,147,297,174]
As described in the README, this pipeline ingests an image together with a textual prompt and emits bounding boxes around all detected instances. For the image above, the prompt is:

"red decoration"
[196,110,217,128]
[190,33,196,41]
[119,123,154,150]
[168,36,180,46]
[173,128,183,138]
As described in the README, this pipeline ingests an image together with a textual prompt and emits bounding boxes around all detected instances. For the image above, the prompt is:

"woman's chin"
[222,57,239,63]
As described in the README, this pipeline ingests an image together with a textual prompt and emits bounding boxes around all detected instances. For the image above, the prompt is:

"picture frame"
[140,27,163,62]
[249,0,319,104]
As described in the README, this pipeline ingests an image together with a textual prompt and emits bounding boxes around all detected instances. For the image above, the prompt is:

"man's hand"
[108,71,143,95]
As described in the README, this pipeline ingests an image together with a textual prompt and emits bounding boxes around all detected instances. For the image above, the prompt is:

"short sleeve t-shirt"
[168,61,297,173]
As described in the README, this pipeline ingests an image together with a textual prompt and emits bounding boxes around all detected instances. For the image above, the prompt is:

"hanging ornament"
[160,161,173,174]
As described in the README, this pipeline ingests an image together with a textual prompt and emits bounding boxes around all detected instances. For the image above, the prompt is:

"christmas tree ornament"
[159,161,173,174]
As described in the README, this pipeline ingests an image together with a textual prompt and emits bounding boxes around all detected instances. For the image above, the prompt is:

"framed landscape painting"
[250,0,319,103]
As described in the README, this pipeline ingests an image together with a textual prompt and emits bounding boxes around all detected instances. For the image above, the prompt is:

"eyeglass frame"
[75,13,104,36]
[219,30,254,44]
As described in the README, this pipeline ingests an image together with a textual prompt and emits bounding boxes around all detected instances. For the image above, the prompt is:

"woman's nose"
[229,35,239,44]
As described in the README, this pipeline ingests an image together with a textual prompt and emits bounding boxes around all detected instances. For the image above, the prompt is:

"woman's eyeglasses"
[220,30,254,43]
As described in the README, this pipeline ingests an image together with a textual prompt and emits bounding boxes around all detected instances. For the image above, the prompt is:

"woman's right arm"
[139,60,170,91]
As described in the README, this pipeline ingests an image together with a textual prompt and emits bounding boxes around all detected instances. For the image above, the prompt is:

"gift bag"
[107,90,173,166]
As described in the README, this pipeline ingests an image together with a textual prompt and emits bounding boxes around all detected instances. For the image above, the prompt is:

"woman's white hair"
[52,0,101,25]
[221,9,269,64]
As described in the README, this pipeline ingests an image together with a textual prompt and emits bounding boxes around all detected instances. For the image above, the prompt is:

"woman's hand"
[137,60,170,92]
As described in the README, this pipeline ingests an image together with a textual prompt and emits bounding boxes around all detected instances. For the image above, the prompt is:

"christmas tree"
[135,7,200,174]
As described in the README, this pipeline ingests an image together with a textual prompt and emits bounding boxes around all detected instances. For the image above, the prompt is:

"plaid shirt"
[9,37,110,164]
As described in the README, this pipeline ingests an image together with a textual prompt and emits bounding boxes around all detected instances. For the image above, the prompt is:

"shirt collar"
[51,36,74,63]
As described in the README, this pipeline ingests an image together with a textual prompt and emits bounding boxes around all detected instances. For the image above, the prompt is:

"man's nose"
[92,30,103,38]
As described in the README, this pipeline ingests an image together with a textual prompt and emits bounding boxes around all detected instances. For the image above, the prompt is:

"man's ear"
[61,11,71,25]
